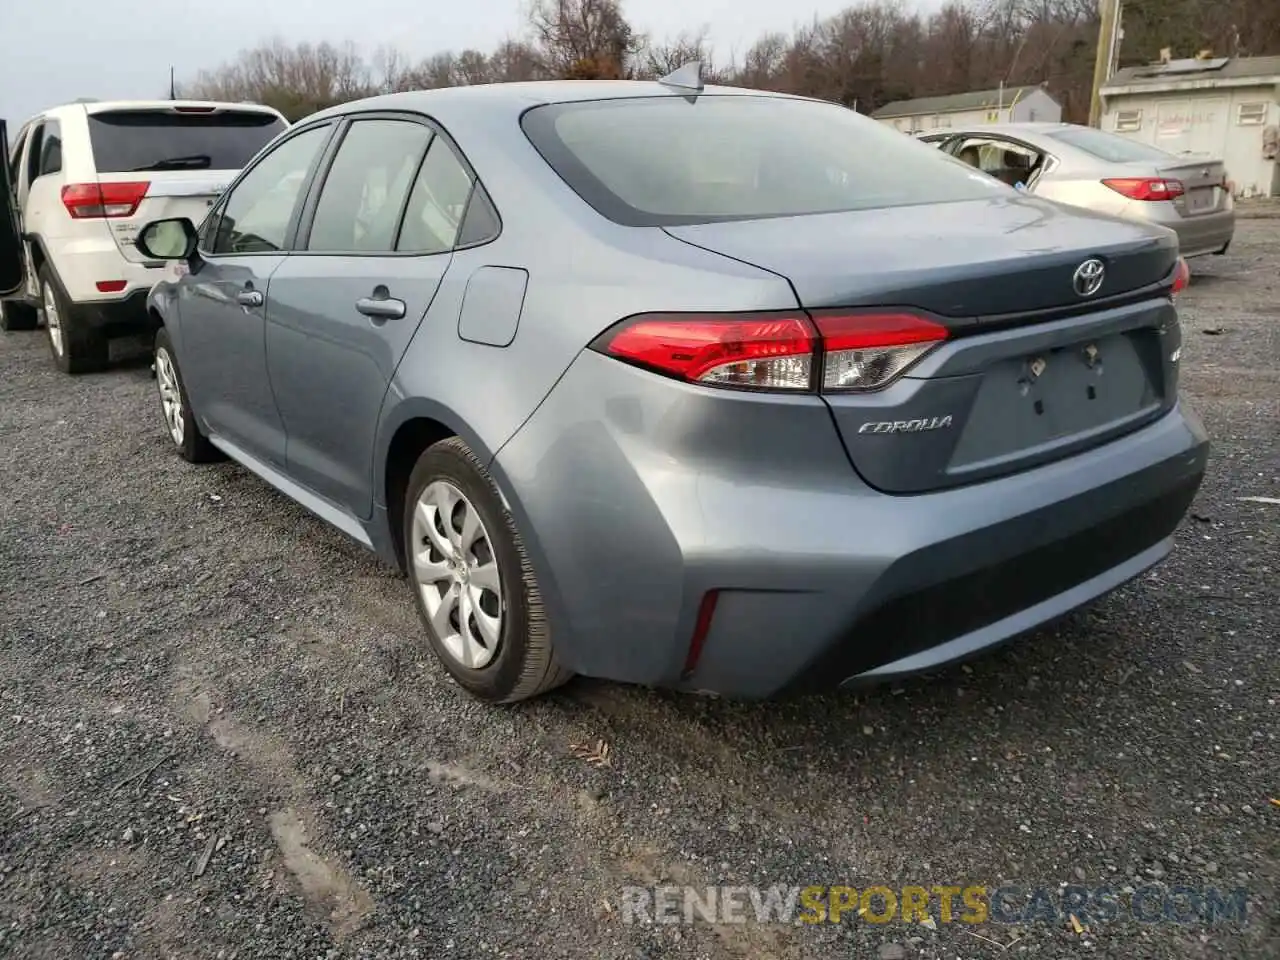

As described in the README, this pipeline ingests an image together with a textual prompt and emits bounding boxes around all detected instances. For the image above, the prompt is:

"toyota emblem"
[1073,258,1106,298]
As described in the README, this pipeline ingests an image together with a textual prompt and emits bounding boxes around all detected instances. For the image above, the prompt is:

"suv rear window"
[88,109,287,173]
[1043,125,1175,164]
[520,95,1005,226]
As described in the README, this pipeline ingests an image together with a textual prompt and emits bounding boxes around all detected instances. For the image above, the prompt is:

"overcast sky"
[1,0,945,128]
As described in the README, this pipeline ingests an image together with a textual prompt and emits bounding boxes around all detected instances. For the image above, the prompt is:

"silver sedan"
[921,122,1235,258]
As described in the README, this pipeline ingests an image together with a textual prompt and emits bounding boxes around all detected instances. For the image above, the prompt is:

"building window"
[1114,109,1143,132]
[1237,102,1267,126]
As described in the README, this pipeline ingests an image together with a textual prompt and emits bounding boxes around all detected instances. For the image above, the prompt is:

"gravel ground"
[1,223,1276,960]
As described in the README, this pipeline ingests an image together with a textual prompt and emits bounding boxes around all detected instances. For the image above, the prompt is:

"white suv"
[1,99,288,372]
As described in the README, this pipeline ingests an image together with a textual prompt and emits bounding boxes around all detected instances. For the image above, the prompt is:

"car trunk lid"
[1158,156,1229,217]
[665,196,1182,494]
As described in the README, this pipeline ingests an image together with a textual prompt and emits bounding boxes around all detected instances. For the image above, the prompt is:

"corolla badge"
[858,416,954,435]
[1073,258,1106,297]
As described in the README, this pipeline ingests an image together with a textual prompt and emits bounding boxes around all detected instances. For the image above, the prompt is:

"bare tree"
[527,0,644,78]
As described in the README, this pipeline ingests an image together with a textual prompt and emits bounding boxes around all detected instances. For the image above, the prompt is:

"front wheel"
[403,437,571,703]
[154,327,222,463]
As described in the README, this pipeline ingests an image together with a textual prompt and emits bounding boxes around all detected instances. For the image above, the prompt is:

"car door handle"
[356,297,406,320]
[235,290,263,307]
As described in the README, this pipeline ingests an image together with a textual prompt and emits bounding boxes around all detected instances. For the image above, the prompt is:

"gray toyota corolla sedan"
[121,71,1208,703]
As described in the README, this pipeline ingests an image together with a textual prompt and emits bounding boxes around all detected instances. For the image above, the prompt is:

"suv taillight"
[1102,177,1184,201]
[590,310,948,394]
[60,181,149,219]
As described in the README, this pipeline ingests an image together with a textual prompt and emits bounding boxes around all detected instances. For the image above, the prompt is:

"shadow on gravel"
[550,609,1108,769]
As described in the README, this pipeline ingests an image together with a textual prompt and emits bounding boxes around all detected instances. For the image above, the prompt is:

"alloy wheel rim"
[155,348,185,446]
[43,284,63,355]
[411,480,504,669]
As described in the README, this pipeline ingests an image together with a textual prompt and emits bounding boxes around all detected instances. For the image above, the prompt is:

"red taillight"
[592,310,948,393]
[1102,177,1185,201]
[597,312,817,390]
[95,280,127,293]
[61,181,149,219]
[1171,257,1190,297]
[172,106,218,113]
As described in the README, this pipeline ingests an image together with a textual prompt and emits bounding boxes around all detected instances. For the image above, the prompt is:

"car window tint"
[8,128,28,187]
[457,182,499,247]
[397,137,475,254]
[37,121,62,176]
[87,110,287,173]
[211,125,329,255]
[521,95,1005,227]
[307,120,432,253]
[1045,125,1175,163]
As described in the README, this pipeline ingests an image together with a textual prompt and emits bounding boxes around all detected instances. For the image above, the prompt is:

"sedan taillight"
[591,310,948,394]
[1101,177,1184,201]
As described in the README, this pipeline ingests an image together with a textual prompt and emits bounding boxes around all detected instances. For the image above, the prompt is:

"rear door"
[84,104,287,263]
[0,120,25,296]
[265,115,469,519]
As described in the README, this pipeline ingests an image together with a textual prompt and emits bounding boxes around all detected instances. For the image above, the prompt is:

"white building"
[871,85,1062,134]
[1101,55,1280,198]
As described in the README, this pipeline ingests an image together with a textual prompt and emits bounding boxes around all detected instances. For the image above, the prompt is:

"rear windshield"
[520,95,1007,226]
[88,110,287,173]
[1043,126,1175,164]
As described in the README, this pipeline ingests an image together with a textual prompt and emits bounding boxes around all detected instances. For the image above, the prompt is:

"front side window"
[521,95,1005,227]
[8,127,29,188]
[306,119,432,253]
[209,125,330,255]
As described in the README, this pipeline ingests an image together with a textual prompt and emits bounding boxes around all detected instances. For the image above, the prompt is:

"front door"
[176,122,334,467]
[0,120,27,297]
[266,117,475,519]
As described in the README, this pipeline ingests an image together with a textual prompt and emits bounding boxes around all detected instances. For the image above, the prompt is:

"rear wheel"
[40,266,108,374]
[154,327,221,463]
[0,299,40,332]
[404,437,571,703]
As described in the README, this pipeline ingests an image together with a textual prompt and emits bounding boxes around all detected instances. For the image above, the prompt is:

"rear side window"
[306,119,432,253]
[1044,126,1174,163]
[88,109,287,173]
[396,137,476,254]
[521,95,1005,227]
[38,120,62,176]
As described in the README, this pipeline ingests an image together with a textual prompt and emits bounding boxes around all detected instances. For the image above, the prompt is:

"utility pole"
[1089,0,1123,127]
[169,66,176,100]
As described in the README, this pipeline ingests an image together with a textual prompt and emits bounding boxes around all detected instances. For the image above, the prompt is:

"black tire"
[403,437,571,703]
[39,266,108,374]
[0,299,40,332]
[154,327,222,463]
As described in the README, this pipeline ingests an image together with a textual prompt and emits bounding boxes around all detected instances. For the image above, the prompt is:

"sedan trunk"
[666,196,1183,494]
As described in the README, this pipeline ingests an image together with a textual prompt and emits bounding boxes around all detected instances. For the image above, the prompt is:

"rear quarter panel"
[374,102,799,494]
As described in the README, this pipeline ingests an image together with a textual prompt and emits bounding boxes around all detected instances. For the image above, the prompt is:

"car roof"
[306,81,810,126]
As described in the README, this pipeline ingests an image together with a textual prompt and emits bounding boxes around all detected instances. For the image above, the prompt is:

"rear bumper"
[493,351,1210,699]
[46,234,164,306]
[75,289,153,331]
[1169,208,1235,258]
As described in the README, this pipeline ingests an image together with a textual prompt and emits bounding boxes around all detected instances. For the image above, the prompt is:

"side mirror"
[135,217,198,260]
